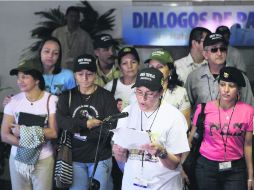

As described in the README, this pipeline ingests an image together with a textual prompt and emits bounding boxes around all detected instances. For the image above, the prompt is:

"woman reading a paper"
[112,67,189,190]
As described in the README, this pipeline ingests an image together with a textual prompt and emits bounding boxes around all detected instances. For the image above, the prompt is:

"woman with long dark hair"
[145,49,191,127]
[38,36,75,95]
[189,67,253,190]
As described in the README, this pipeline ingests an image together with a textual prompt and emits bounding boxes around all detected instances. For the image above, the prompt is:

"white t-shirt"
[104,78,135,110]
[175,53,207,84]
[4,91,58,160]
[161,86,191,112]
[113,102,190,190]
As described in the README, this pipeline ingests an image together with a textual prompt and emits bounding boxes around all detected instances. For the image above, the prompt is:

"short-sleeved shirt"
[4,91,58,160]
[113,102,189,190]
[104,78,135,110]
[185,64,254,109]
[161,86,191,112]
[43,68,76,95]
[193,101,254,161]
[175,53,207,84]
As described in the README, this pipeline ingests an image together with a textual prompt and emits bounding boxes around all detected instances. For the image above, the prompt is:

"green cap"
[10,59,42,76]
[145,49,174,65]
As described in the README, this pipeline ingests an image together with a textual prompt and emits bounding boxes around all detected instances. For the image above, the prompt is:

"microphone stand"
[88,119,114,190]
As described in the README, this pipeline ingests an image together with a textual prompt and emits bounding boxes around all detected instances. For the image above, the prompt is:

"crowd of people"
[1,5,254,190]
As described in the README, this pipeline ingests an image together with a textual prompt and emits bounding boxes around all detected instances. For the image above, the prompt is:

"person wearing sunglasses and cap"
[112,67,189,190]
[185,33,254,111]
[187,66,254,190]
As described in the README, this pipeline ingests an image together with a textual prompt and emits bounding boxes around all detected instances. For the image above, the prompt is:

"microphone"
[103,112,129,122]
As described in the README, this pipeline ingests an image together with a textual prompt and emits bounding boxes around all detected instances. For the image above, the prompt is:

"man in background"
[175,27,211,84]
[52,6,93,70]
[216,25,246,73]
[185,33,254,111]
[93,34,121,87]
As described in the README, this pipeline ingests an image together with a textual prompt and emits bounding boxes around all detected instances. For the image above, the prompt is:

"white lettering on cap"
[78,58,91,65]
[151,50,164,56]
[101,36,111,42]
[210,34,222,40]
[139,72,155,81]
[140,76,152,81]
[145,73,155,78]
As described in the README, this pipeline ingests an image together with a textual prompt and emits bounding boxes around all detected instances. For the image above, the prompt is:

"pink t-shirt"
[193,101,254,161]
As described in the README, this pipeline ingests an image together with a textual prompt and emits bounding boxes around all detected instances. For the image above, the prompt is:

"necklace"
[143,108,159,118]
[26,91,43,106]
[218,99,236,160]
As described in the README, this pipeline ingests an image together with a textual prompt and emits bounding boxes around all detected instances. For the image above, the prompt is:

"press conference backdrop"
[123,6,254,46]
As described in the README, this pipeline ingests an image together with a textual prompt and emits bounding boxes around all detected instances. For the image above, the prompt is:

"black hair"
[166,62,183,90]
[189,27,211,48]
[23,70,45,90]
[38,36,62,74]
[66,6,80,15]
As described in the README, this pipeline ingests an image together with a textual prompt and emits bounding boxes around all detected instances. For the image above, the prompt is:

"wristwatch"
[156,149,168,159]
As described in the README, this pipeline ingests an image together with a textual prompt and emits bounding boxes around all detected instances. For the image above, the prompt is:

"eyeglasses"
[208,47,227,53]
[135,89,156,99]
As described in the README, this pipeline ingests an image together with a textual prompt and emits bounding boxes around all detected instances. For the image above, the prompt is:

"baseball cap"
[117,47,140,65]
[145,49,174,65]
[203,33,227,47]
[10,59,42,76]
[132,67,163,91]
[216,25,230,36]
[93,34,116,49]
[219,66,246,87]
[73,54,97,73]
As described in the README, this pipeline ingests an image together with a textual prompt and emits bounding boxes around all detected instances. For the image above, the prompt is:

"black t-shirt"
[56,86,118,162]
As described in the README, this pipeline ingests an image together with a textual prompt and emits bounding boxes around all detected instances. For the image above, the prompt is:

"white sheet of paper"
[111,128,151,149]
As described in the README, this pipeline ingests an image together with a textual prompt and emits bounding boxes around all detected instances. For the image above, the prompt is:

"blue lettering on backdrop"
[178,12,187,27]
[159,12,167,28]
[126,8,254,46]
[237,12,247,24]
[200,12,208,24]
[144,12,148,28]
[212,12,223,24]
[167,13,177,27]
[189,12,199,27]
[149,12,158,28]
[133,12,142,28]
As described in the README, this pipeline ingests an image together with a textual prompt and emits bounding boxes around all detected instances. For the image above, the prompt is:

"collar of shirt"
[187,53,208,69]
[200,63,219,81]
[64,25,82,35]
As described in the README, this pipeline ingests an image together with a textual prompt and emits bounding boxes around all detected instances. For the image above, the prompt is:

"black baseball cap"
[118,47,140,65]
[93,34,116,49]
[219,66,246,87]
[203,33,227,47]
[132,67,163,91]
[216,25,231,36]
[73,54,97,73]
[10,59,42,76]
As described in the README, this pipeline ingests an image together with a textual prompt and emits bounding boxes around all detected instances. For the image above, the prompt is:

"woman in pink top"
[189,67,254,190]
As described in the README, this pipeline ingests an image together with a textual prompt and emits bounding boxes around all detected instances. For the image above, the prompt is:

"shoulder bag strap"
[110,78,118,96]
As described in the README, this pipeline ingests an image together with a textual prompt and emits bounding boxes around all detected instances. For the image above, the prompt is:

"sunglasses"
[209,47,227,53]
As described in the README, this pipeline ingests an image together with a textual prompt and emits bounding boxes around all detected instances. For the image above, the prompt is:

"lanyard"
[140,105,160,168]
[218,99,236,160]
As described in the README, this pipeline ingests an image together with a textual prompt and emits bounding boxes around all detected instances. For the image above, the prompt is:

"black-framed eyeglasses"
[209,47,227,53]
